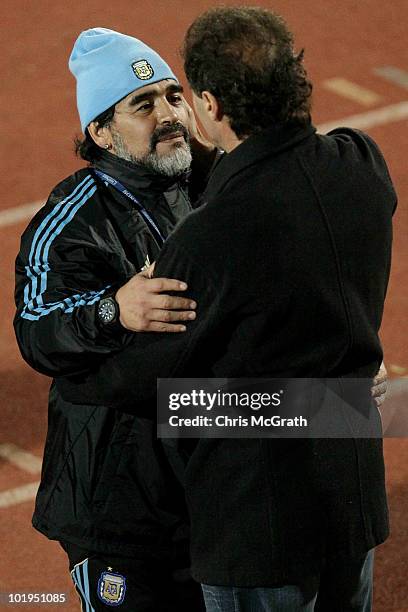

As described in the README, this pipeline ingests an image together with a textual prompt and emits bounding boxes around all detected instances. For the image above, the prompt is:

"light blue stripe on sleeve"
[36,181,96,298]
[28,175,92,266]
[26,175,94,302]
[20,179,107,320]
[21,287,110,321]
[36,183,97,305]
[24,175,94,305]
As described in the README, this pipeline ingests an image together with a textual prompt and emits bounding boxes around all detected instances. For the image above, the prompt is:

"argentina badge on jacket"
[98,570,126,606]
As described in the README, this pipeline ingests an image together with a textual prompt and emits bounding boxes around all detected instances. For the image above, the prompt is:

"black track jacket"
[59,124,397,586]
[14,150,197,561]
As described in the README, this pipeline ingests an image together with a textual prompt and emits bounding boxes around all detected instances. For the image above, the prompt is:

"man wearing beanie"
[14,27,210,611]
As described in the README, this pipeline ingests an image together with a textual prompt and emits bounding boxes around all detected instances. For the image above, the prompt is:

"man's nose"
[155,98,180,125]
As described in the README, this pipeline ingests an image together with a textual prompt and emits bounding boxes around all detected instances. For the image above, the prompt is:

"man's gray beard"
[111,132,192,177]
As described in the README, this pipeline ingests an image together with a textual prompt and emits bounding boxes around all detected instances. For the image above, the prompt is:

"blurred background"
[1,1,407,609]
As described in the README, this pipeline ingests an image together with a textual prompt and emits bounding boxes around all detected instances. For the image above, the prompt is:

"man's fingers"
[150,309,197,323]
[374,396,385,408]
[154,295,197,311]
[147,321,188,333]
[373,370,387,385]
[371,361,388,407]
[372,381,387,398]
[115,273,196,332]
[148,277,188,293]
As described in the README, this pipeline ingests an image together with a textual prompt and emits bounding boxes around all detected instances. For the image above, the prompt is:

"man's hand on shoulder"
[115,264,197,333]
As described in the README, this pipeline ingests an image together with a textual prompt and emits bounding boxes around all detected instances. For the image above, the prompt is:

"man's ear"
[87,121,113,150]
[201,91,223,122]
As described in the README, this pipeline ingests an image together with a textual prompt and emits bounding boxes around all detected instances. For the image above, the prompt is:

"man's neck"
[216,121,245,153]
[222,134,244,153]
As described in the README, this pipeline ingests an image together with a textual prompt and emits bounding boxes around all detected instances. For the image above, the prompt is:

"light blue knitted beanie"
[69,27,178,132]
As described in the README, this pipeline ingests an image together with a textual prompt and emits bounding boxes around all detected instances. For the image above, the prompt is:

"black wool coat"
[61,123,397,585]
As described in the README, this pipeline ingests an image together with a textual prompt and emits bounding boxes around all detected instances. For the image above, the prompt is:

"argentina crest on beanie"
[69,27,178,132]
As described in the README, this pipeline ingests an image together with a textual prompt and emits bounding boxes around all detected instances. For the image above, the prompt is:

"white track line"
[323,77,382,106]
[0,200,43,228]
[317,100,408,133]
[374,67,408,91]
[1,100,407,230]
[0,481,39,509]
[0,443,42,475]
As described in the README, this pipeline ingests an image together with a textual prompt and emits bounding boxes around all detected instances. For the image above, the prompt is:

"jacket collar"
[204,122,316,200]
[93,149,189,198]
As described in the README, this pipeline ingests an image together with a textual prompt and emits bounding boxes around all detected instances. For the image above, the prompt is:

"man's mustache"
[150,123,190,150]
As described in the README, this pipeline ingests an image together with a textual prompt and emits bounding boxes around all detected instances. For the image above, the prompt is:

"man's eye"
[169,95,183,104]
[137,102,153,111]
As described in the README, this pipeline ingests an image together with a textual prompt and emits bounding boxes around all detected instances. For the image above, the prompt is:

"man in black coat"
[62,8,397,611]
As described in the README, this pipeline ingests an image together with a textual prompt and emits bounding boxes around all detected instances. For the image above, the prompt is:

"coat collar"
[204,122,316,200]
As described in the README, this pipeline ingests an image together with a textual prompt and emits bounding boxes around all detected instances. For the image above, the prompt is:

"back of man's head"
[183,7,312,138]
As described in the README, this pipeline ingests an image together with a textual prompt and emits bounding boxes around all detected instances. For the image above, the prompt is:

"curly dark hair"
[74,104,115,163]
[182,7,312,138]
